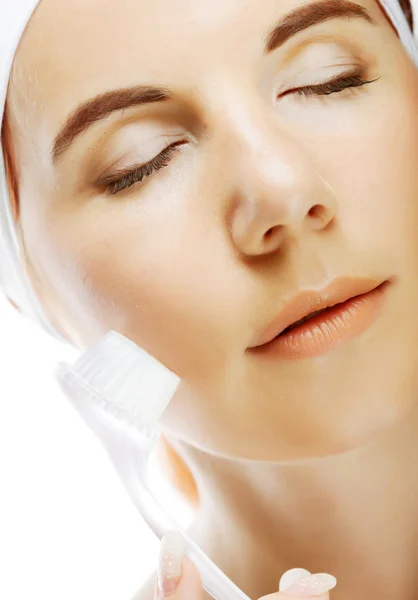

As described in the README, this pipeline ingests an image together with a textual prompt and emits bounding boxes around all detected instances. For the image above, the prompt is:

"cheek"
[28,188,250,380]
[319,89,418,271]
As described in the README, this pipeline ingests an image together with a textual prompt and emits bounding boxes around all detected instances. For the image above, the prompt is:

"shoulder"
[130,572,156,600]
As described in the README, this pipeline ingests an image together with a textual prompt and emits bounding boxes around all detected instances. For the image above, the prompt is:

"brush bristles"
[71,331,181,425]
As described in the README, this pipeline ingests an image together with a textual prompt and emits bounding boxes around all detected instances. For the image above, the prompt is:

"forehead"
[22,0,295,95]
[13,0,383,146]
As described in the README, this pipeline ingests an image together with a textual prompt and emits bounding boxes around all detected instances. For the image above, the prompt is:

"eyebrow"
[52,0,374,163]
[52,86,171,162]
[265,0,374,52]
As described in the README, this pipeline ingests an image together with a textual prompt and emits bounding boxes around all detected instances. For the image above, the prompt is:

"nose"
[226,120,337,257]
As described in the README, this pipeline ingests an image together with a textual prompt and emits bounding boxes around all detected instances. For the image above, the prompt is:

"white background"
[0,297,162,600]
[1,10,418,599]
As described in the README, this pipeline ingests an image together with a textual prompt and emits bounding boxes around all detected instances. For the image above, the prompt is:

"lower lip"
[252,282,389,360]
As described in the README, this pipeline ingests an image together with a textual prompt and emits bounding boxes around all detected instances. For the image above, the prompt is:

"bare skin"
[4,0,418,597]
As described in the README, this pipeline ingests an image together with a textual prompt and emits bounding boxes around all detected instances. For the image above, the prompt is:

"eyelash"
[282,70,380,99]
[103,70,379,196]
[102,142,182,195]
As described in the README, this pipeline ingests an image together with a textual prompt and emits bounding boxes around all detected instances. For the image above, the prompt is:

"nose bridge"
[210,91,337,256]
[215,94,318,205]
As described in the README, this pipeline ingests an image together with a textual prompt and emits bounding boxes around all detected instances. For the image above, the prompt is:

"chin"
[166,306,418,464]
[201,361,418,464]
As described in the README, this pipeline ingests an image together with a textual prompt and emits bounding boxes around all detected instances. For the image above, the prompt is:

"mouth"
[249,278,390,359]
[279,306,330,336]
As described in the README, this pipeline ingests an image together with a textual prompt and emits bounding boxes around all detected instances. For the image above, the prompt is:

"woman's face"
[8,0,418,460]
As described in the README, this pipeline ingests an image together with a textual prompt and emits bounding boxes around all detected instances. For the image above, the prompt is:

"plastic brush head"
[57,331,181,431]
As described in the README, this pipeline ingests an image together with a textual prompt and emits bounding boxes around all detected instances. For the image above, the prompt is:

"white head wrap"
[0,0,67,341]
[0,0,417,343]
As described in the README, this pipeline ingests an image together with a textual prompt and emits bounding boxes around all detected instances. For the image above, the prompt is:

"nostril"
[262,224,284,250]
[308,204,324,219]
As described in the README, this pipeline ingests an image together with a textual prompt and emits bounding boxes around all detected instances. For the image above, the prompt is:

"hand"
[154,532,336,600]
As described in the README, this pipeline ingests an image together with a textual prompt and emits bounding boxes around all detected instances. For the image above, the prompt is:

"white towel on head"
[0,0,66,340]
[0,0,417,343]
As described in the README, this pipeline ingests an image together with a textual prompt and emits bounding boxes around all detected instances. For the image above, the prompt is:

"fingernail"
[158,531,185,598]
[279,569,337,597]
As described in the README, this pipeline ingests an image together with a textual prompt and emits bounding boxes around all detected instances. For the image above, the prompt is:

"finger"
[261,592,330,600]
[155,532,202,600]
[259,568,336,599]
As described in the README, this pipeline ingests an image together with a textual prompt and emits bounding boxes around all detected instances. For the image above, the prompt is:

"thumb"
[259,568,336,600]
[263,593,329,600]
[156,532,202,600]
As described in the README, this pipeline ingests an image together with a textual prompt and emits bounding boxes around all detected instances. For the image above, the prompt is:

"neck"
[169,402,418,600]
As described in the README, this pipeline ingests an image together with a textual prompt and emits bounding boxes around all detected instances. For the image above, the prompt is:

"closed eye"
[279,69,380,99]
[97,141,184,196]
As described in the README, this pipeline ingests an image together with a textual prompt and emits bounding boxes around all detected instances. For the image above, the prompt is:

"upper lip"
[250,277,386,348]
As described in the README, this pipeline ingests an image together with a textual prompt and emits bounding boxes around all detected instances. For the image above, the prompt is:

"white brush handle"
[56,364,251,600]
[124,437,251,600]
